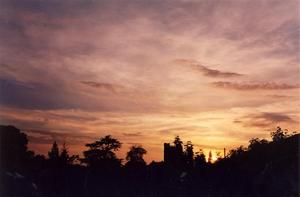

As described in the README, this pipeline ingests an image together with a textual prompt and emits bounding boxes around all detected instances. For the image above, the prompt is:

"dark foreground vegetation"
[0,125,299,197]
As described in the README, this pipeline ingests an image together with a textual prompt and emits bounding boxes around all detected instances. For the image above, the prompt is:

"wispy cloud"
[122,132,142,137]
[266,94,294,99]
[212,81,300,90]
[234,112,296,128]
[175,59,243,78]
[195,65,243,78]
[81,81,124,93]
[24,129,96,145]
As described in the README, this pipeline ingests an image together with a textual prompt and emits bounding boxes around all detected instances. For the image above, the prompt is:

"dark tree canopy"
[184,141,194,168]
[194,149,206,167]
[248,138,268,150]
[126,145,147,165]
[60,143,69,163]
[82,135,122,168]
[271,127,288,142]
[59,142,79,165]
[174,136,183,146]
[173,135,183,155]
[0,125,30,171]
[184,141,193,154]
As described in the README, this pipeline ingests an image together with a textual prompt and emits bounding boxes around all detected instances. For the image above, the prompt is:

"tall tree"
[82,135,122,169]
[173,135,183,154]
[208,151,212,163]
[48,141,59,161]
[184,141,194,168]
[126,145,147,166]
[60,142,78,165]
[195,149,206,167]
[60,142,68,164]
[0,125,30,171]
[174,136,183,147]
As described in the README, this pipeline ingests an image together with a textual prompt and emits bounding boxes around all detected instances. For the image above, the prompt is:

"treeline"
[0,125,299,197]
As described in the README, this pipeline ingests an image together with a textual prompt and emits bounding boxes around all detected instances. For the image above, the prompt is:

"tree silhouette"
[60,142,79,165]
[184,141,194,168]
[82,135,122,169]
[271,127,288,142]
[126,145,147,165]
[0,125,31,171]
[174,136,183,147]
[173,135,184,156]
[81,135,122,196]
[248,138,268,151]
[60,142,69,164]
[229,146,246,158]
[208,151,212,163]
[194,149,206,167]
[123,146,148,196]
[216,151,222,161]
[48,141,59,161]
[171,136,184,169]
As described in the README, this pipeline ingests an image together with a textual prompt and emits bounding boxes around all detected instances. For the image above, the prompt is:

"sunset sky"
[0,0,299,162]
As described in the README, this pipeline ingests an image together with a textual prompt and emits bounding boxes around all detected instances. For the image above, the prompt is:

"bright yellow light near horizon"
[202,149,224,163]
[211,154,219,163]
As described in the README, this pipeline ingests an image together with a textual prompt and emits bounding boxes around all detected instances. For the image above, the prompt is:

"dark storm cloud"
[212,81,300,90]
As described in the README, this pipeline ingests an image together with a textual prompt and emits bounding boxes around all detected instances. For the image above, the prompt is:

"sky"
[0,0,299,162]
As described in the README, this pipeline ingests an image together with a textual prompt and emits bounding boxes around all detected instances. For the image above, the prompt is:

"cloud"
[260,113,293,122]
[238,19,299,63]
[81,81,124,93]
[0,78,161,112]
[266,94,294,99]
[156,126,199,136]
[212,81,300,90]
[24,129,95,145]
[234,112,296,128]
[0,78,76,109]
[195,65,243,78]
[122,132,142,137]
[175,59,243,78]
